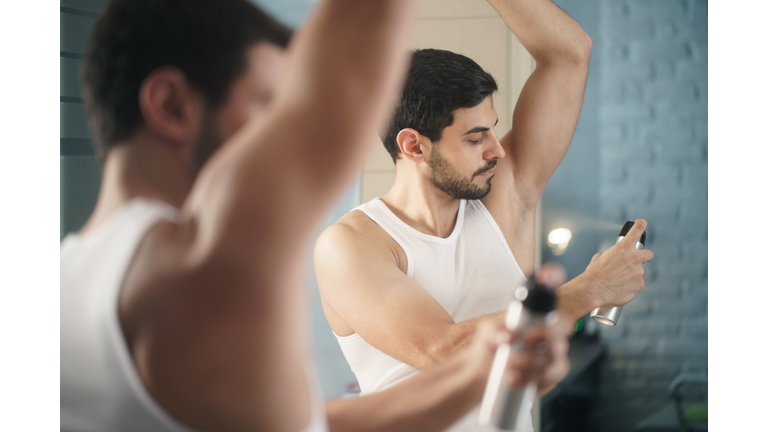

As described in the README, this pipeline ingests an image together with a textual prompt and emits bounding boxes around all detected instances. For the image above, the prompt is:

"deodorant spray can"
[478,281,557,431]
[590,221,647,326]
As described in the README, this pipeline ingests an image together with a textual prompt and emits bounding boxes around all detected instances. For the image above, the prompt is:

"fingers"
[624,218,647,245]
[506,324,560,388]
[640,249,654,264]
[475,320,507,352]
[536,337,571,394]
[507,346,553,387]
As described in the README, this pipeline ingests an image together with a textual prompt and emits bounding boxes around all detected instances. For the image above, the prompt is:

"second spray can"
[478,281,557,431]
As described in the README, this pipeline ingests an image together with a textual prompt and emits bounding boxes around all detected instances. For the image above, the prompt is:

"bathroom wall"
[541,0,708,430]
[60,0,107,240]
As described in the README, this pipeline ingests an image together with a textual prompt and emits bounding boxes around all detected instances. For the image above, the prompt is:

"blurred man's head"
[383,49,503,200]
[81,0,291,174]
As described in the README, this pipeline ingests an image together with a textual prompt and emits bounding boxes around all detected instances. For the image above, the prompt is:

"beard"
[427,145,496,200]
[189,112,225,179]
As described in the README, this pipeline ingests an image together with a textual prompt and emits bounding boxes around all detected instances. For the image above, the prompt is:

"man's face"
[190,42,286,175]
[426,96,504,200]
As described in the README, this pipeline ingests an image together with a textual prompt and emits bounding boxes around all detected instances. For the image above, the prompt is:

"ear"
[138,67,204,147]
[397,128,428,163]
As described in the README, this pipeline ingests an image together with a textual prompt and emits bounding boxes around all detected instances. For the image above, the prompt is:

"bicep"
[496,60,590,204]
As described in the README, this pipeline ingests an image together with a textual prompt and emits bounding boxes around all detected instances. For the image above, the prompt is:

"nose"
[484,131,505,160]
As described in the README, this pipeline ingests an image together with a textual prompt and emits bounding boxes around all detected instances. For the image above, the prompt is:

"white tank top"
[334,198,531,432]
[61,197,328,432]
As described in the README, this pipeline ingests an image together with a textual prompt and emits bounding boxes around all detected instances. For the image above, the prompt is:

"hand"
[583,218,655,307]
[469,321,568,392]
[505,320,570,395]
[468,263,571,395]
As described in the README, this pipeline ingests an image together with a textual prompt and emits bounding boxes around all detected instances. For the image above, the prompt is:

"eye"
[469,138,483,145]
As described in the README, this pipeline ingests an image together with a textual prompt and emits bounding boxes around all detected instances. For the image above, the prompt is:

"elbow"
[563,31,593,67]
[576,33,593,64]
[415,330,461,370]
[537,34,592,70]
[566,32,592,67]
[422,344,450,369]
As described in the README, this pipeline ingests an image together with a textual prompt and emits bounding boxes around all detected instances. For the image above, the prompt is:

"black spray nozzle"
[521,279,557,313]
[619,221,646,246]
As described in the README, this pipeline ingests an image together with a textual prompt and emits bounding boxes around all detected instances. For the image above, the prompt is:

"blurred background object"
[60,0,707,430]
[538,1,708,431]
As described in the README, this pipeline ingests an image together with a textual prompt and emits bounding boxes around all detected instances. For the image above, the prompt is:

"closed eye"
[469,138,483,145]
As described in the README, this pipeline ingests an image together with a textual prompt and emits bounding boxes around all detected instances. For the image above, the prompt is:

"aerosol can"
[478,280,557,431]
[590,221,647,326]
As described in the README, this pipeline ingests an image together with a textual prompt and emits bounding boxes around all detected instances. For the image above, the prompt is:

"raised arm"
[124,2,417,431]
[483,0,591,210]
[188,0,417,254]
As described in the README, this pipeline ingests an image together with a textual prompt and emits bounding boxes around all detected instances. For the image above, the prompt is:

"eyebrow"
[463,118,499,135]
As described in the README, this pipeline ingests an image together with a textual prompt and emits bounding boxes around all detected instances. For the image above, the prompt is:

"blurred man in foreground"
[60,1,568,431]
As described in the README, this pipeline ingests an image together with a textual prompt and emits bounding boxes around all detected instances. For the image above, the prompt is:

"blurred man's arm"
[124,2,417,431]
[325,320,570,432]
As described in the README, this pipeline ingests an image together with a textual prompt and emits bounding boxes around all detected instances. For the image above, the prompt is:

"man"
[314,0,655,431]
[61,1,567,432]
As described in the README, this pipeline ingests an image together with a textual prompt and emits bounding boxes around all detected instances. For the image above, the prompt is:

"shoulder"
[315,209,401,270]
[317,210,383,252]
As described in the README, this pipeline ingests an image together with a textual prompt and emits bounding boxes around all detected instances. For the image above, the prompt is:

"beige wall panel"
[410,18,509,92]
[363,136,396,173]
[491,90,510,138]
[417,0,498,19]
[361,172,396,203]
[410,18,512,134]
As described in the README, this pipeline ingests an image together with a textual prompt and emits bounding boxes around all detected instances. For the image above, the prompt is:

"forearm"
[277,0,416,147]
[554,273,600,326]
[326,349,487,432]
[417,312,505,370]
[185,0,416,255]
[487,0,591,64]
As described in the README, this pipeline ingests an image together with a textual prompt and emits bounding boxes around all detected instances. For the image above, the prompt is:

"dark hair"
[81,0,292,161]
[383,49,498,163]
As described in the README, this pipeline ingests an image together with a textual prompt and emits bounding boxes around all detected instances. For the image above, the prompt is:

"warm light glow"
[547,228,572,256]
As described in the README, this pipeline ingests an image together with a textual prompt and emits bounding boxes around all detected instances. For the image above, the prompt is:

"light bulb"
[547,228,572,256]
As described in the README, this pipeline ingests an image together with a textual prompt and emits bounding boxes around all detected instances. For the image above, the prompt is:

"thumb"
[475,320,506,350]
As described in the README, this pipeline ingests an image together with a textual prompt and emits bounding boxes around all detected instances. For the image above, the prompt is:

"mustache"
[472,159,498,178]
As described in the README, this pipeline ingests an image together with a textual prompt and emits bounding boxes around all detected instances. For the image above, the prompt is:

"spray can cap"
[619,221,646,246]
[521,280,557,313]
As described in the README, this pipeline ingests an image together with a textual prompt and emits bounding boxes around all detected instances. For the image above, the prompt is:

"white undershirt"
[61,197,327,432]
[334,198,532,432]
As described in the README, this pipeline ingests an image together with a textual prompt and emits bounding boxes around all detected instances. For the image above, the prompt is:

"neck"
[79,131,193,235]
[381,161,462,238]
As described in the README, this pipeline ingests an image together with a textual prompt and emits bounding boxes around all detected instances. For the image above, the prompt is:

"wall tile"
[417,0,498,19]
[361,172,396,203]
[60,12,95,55]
